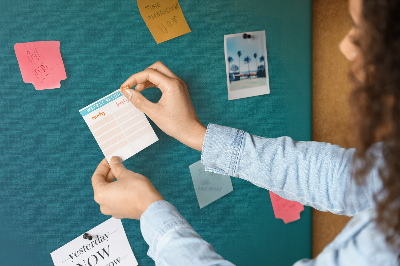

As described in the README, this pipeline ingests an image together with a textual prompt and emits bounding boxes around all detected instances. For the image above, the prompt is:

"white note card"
[79,89,158,162]
[189,160,234,208]
[51,218,137,266]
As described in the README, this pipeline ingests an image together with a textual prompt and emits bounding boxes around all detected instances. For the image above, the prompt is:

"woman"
[91,0,400,264]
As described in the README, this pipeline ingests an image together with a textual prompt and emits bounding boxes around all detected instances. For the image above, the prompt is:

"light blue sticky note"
[189,161,234,209]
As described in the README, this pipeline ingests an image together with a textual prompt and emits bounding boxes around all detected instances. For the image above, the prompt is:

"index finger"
[91,159,111,189]
[147,61,178,79]
[120,68,174,93]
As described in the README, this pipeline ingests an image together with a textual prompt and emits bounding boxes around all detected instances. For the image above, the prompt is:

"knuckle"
[112,166,126,178]
[93,190,103,203]
[100,206,108,215]
[170,78,182,88]
[93,195,99,203]
[145,68,155,74]
[134,97,142,108]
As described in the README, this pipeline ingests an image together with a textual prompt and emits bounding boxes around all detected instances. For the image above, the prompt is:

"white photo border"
[224,30,270,100]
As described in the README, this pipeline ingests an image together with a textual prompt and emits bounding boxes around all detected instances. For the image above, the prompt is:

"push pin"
[83,233,96,241]
[243,33,251,39]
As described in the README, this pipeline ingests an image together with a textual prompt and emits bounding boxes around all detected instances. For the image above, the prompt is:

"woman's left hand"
[91,157,164,220]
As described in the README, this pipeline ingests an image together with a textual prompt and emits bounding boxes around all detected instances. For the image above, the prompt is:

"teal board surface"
[0,0,312,265]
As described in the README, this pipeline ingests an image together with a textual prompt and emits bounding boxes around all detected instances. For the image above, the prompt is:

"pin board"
[0,0,312,265]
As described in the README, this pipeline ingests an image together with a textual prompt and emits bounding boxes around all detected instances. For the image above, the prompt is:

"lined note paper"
[14,41,66,90]
[137,0,191,44]
[79,90,158,162]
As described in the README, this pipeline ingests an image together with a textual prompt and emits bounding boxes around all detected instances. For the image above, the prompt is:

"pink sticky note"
[269,191,304,224]
[14,41,67,90]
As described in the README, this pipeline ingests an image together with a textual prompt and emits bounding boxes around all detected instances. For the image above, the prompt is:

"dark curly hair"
[350,0,400,251]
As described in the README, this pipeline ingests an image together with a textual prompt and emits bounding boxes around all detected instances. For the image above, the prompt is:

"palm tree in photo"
[244,56,251,78]
[227,56,234,73]
[260,55,265,68]
[237,51,242,78]
[227,56,234,83]
[253,53,258,74]
[260,55,266,76]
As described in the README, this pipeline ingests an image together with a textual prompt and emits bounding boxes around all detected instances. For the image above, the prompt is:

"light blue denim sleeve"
[201,124,382,216]
[295,209,399,266]
[140,200,235,265]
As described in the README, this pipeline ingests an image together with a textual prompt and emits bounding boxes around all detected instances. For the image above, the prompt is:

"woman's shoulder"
[322,209,399,265]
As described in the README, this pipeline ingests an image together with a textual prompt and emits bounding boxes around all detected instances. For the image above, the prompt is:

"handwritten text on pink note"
[14,41,67,90]
[269,191,304,224]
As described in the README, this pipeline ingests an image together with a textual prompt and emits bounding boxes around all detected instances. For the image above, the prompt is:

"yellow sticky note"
[137,0,191,44]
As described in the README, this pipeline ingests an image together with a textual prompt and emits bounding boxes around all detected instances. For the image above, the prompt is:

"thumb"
[92,158,112,189]
[109,156,128,178]
[122,89,155,114]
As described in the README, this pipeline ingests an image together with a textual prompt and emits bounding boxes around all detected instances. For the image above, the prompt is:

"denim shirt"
[140,124,399,265]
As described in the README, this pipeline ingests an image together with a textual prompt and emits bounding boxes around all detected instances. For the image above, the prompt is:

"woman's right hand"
[120,61,207,152]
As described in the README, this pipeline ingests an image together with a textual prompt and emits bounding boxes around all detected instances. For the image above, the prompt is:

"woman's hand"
[120,61,207,152]
[91,157,164,220]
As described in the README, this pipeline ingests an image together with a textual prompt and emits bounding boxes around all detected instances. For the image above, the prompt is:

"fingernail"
[124,89,133,100]
[120,85,130,92]
[110,156,122,165]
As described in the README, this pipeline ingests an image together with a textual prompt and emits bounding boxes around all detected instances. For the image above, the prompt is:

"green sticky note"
[189,161,233,209]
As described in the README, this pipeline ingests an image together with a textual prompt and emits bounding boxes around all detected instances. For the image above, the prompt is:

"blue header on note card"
[80,91,123,117]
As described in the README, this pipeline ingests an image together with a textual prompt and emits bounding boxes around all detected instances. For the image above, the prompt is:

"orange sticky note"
[137,0,191,44]
[269,191,304,224]
[14,41,67,90]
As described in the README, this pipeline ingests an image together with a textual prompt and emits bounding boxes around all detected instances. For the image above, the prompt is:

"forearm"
[201,124,381,216]
[140,200,234,265]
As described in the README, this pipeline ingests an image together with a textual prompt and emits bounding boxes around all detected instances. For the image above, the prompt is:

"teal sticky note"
[189,161,234,208]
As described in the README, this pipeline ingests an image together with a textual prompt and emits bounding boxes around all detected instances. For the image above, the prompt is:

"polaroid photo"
[224,30,270,100]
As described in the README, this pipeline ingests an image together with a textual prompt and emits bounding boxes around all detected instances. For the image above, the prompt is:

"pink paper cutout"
[269,191,304,224]
[14,41,67,90]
